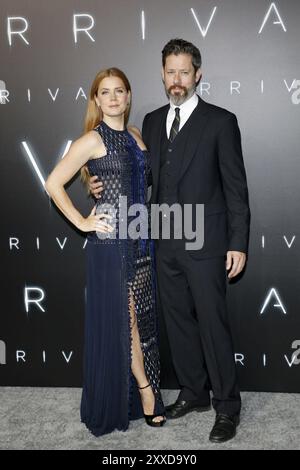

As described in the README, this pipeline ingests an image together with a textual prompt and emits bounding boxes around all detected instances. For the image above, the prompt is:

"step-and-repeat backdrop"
[1,0,299,391]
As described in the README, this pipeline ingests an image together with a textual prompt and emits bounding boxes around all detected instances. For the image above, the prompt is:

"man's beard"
[166,84,196,106]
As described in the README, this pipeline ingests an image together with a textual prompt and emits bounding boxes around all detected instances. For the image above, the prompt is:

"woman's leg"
[129,290,164,423]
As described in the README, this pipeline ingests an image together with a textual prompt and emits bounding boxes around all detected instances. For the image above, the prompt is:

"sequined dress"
[80,121,164,436]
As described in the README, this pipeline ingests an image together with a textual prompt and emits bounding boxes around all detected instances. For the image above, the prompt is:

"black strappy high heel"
[138,383,166,427]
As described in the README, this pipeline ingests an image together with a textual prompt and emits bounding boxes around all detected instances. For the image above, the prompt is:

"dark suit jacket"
[142,96,250,258]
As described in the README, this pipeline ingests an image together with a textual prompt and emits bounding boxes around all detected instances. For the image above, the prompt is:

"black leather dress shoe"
[165,399,211,419]
[209,414,240,443]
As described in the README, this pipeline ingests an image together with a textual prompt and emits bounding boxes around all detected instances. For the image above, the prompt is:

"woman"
[46,68,166,436]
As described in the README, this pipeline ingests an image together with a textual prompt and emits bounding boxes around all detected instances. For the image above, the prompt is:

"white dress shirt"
[166,93,199,138]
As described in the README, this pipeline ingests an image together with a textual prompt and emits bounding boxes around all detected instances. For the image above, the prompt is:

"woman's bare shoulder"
[127,125,147,151]
[79,129,106,159]
[127,125,141,136]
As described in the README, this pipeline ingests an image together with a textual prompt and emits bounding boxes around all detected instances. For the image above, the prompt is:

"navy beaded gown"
[80,121,164,436]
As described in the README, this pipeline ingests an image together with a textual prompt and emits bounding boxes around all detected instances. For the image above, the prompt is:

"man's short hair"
[162,38,202,73]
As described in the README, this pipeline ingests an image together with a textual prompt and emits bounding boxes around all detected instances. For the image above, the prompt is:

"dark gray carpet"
[0,387,299,450]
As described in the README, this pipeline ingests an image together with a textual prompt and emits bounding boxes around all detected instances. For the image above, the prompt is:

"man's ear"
[161,67,165,82]
[195,68,202,84]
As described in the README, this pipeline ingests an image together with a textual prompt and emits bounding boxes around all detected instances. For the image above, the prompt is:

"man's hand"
[226,251,246,279]
[89,175,103,199]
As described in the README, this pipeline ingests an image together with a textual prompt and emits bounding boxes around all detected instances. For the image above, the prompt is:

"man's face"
[162,53,201,105]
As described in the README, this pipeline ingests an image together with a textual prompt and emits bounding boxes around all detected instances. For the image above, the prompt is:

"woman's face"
[95,76,130,118]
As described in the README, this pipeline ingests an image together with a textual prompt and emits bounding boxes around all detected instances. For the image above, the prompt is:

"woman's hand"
[79,206,114,233]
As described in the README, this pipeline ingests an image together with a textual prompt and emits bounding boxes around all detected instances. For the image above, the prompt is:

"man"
[90,38,250,443]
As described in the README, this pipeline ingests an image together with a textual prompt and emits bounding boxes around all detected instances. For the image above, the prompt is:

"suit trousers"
[156,240,241,416]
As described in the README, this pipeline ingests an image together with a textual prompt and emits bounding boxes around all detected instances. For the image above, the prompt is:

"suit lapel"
[178,97,209,180]
[150,105,169,193]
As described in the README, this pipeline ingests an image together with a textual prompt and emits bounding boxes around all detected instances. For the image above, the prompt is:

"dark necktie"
[169,107,180,143]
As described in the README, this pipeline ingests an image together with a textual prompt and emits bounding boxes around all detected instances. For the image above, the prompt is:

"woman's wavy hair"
[81,68,131,185]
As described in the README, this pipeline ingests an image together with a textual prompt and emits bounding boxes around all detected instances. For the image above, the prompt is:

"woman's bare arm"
[45,131,111,232]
